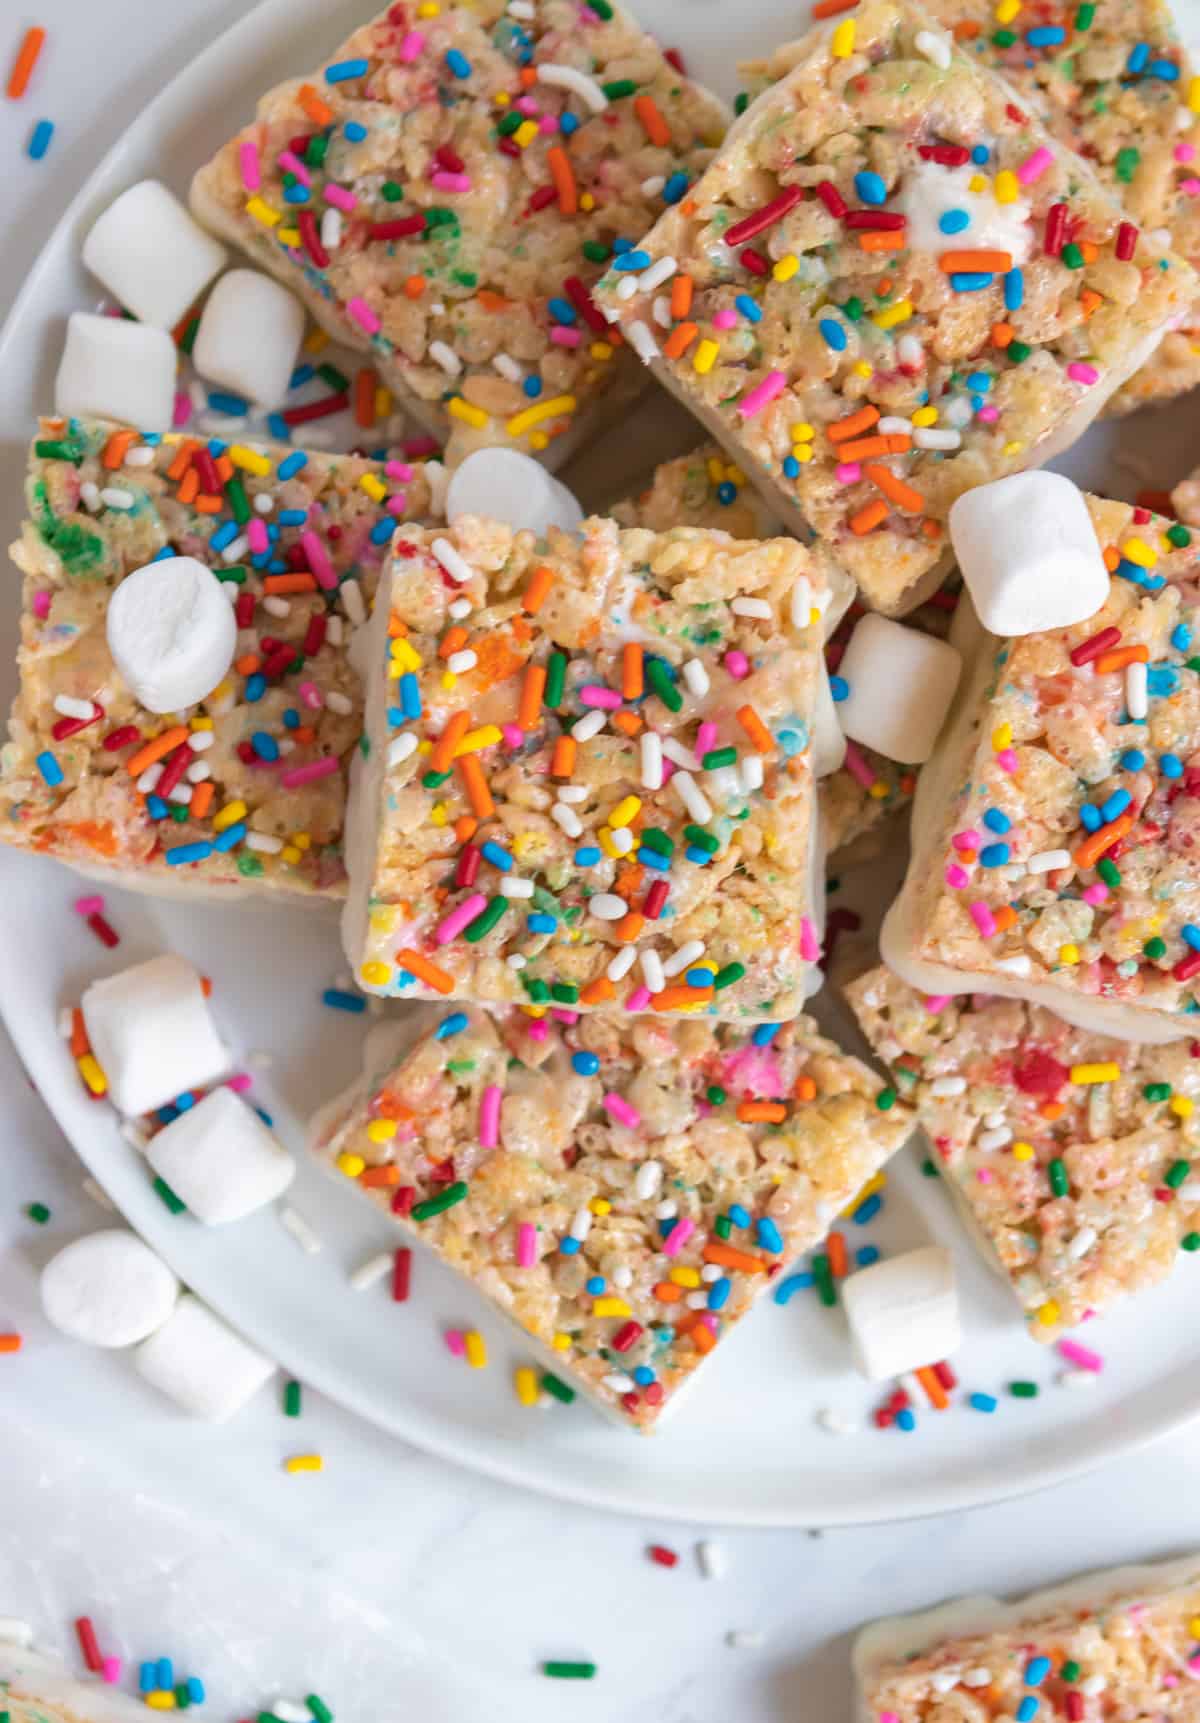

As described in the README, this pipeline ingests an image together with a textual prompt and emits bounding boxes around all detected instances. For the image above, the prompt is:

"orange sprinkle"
[864,461,926,514]
[0,1334,22,1354]
[215,453,234,484]
[176,467,200,506]
[298,83,334,126]
[634,92,671,147]
[828,404,880,444]
[167,440,196,481]
[622,643,644,701]
[916,1365,949,1410]
[388,613,408,637]
[200,976,213,998]
[922,519,942,541]
[580,975,616,1006]
[264,572,318,594]
[404,274,426,298]
[612,710,642,737]
[615,863,643,899]
[551,735,576,777]
[190,782,215,821]
[69,1007,90,1059]
[292,726,316,745]
[477,288,509,312]
[615,911,644,943]
[680,196,697,216]
[454,815,477,843]
[194,494,223,516]
[1080,287,1102,319]
[1040,1100,1066,1121]
[992,905,1017,933]
[1102,545,1121,572]
[7,27,46,100]
[546,145,577,216]
[836,433,911,460]
[953,16,982,35]
[653,1281,684,1302]
[662,320,698,360]
[438,625,470,661]
[669,274,694,319]
[651,984,712,1010]
[703,1242,767,1274]
[827,1231,848,1278]
[859,229,905,252]
[101,428,136,470]
[813,0,858,15]
[125,727,189,778]
[1075,811,1135,869]
[850,498,889,536]
[518,664,547,729]
[688,1321,716,1355]
[522,564,555,614]
[361,1165,403,1189]
[736,704,774,755]
[458,754,494,819]
[876,275,894,295]
[938,249,1013,272]
[1094,644,1149,673]
[991,321,1014,348]
[354,367,377,428]
[794,1073,817,1102]
[395,950,454,994]
[737,1100,787,1123]
[519,65,537,87]
[235,653,261,676]
[431,710,471,774]
[1079,240,1099,264]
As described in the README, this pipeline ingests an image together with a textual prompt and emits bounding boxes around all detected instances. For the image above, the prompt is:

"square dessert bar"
[610,441,781,539]
[190,0,728,471]
[847,963,1200,1337]
[314,1003,913,1430]
[883,491,1200,1041]
[595,0,1196,615]
[1,417,438,899]
[855,1554,1200,1722]
[344,515,844,1019]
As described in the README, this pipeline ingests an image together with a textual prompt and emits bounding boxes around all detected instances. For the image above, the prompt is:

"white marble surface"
[5,4,1200,1720]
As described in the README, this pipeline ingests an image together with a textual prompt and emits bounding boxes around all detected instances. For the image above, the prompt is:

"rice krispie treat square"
[610,440,782,538]
[847,963,1200,1337]
[882,491,1200,1041]
[856,1554,1200,1721]
[0,1640,164,1723]
[313,1002,913,1430]
[1,416,438,899]
[190,0,728,471]
[343,514,840,1019]
[594,0,1196,615]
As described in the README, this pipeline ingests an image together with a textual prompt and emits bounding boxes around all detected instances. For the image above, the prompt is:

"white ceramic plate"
[6,0,1200,1528]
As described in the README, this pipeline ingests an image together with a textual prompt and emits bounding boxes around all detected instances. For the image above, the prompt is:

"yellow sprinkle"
[1011,1141,1035,1161]
[189,716,214,731]
[773,253,799,282]
[1121,536,1157,568]
[430,802,448,827]
[609,794,641,828]
[911,405,938,427]
[456,724,503,754]
[77,1054,107,1097]
[244,195,281,227]
[872,299,913,330]
[387,659,403,680]
[790,421,814,442]
[303,327,330,354]
[494,90,510,106]
[375,385,392,418]
[464,1330,488,1368]
[852,360,872,379]
[590,341,614,360]
[367,1119,397,1143]
[1189,74,1200,112]
[390,636,421,670]
[1002,440,1024,457]
[792,444,815,463]
[361,961,391,986]
[968,173,987,194]
[417,1,440,13]
[831,16,856,55]
[579,191,596,212]
[1070,1061,1121,1085]
[552,1331,572,1351]
[1058,943,1080,965]
[589,1196,612,1215]
[281,845,302,864]
[1190,1615,1200,1639]
[284,1454,324,1473]
[693,338,719,375]
[515,1366,540,1406]
[993,168,1019,204]
[728,465,747,484]
[991,722,1013,751]
[292,831,311,850]
[228,444,272,476]
[336,1151,365,1178]
[506,394,576,438]
[277,228,300,248]
[591,1296,632,1318]
[514,118,539,148]
[448,396,490,429]
[995,0,1021,16]
[370,904,400,930]
[144,1694,177,1712]
[212,799,247,833]
[867,780,889,799]
[359,472,388,502]
[707,456,724,484]
[1034,1300,1060,1327]
[529,431,549,451]
[598,827,623,860]
[669,1266,701,1288]
[1171,1095,1195,1119]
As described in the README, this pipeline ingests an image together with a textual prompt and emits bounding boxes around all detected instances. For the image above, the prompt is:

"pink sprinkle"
[74,894,105,915]
[100,1658,122,1686]
[842,740,876,790]
[324,182,358,212]
[662,1216,695,1257]
[225,1072,253,1093]
[1067,362,1099,386]
[479,1083,502,1148]
[1017,144,1054,185]
[278,148,312,187]
[432,170,471,193]
[696,720,719,758]
[246,517,269,554]
[737,368,787,419]
[944,863,969,889]
[1186,1657,1200,1675]
[403,435,440,459]
[1082,882,1108,905]
[435,892,487,944]
[1175,142,1196,162]
[386,493,408,516]
[1182,177,1200,196]
[32,590,51,619]
[799,916,821,962]
[300,527,338,590]
[297,680,323,710]
[239,140,260,191]
[580,684,622,709]
[977,1167,994,1184]
[501,723,524,748]
[279,755,340,789]
[996,747,1018,773]
[924,994,951,1013]
[724,649,750,680]
[952,829,981,851]
[348,295,381,334]
[880,1714,901,1723]
[516,1221,537,1267]
[551,325,582,347]
[400,29,424,60]
[626,985,652,1011]
[172,390,192,428]
[603,1091,641,1129]
[976,405,999,423]
[835,462,861,485]
[969,901,997,938]
[386,460,415,482]
[712,308,737,329]
[514,95,539,115]
[552,1008,580,1024]
[538,114,559,135]
[444,1329,466,1357]
[1058,1337,1103,1372]
[526,1019,549,1043]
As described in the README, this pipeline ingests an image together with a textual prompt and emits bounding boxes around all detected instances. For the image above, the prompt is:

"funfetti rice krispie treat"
[189,0,728,473]
[847,963,1200,1337]
[1,417,439,899]
[610,441,782,538]
[855,1553,1200,1722]
[882,491,1200,1042]
[343,514,840,1018]
[746,0,1200,416]
[1171,461,1200,526]
[313,1002,913,1430]
[0,1639,162,1723]
[594,0,1196,616]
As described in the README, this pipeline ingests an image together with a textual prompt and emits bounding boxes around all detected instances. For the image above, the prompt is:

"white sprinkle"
[124,444,155,467]
[448,597,472,620]
[816,1406,858,1436]
[607,946,637,981]
[556,783,588,804]
[507,953,527,970]
[637,254,677,296]
[572,708,606,742]
[136,763,163,794]
[1126,661,1148,720]
[1058,1368,1098,1391]
[1177,1181,1200,1204]
[602,1371,635,1393]
[682,658,710,698]
[569,1205,592,1242]
[189,729,215,756]
[640,949,666,993]
[641,174,666,198]
[254,492,274,514]
[0,1620,34,1648]
[321,208,343,251]
[80,480,101,511]
[730,596,772,619]
[551,802,583,838]
[1080,1676,1107,1697]
[589,893,627,921]
[55,693,96,720]
[493,351,523,383]
[447,649,477,674]
[616,275,638,301]
[279,1205,322,1255]
[929,1075,967,1097]
[651,294,672,329]
[626,319,660,364]
[672,770,712,823]
[726,1631,765,1651]
[685,1290,707,1309]
[608,826,634,854]
[262,595,291,618]
[1066,1225,1098,1260]
[168,782,193,805]
[977,1126,1012,1152]
[277,737,296,756]
[943,397,973,429]
[429,340,462,377]
[697,1540,726,1580]
[1027,848,1071,873]
[661,737,698,771]
[100,487,135,510]
[269,1703,312,1723]
[499,876,533,898]
[326,689,353,716]
[634,1160,662,1200]
[963,1668,993,1688]
[247,831,284,853]
[896,332,924,370]
[877,415,912,435]
[993,955,1032,977]
[663,939,704,977]
[913,426,961,451]
[349,1252,392,1292]
[789,576,812,629]
[187,761,212,784]
[340,578,366,624]
[508,1,535,17]
[931,1671,963,1695]
[612,1263,633,1289]
[327,615,345,645]
[700,1263,722,1283]
[431,535,473,584]
[740,755,764,793]
[640,731,664,789]
[537,62,608,112]
[655,1199,678,1220]
[915,26,952,66]
[220,535,248,565]
[388,733,418,767]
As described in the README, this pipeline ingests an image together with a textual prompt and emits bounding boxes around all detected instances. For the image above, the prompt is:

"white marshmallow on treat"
[812,659,847,778]
[447,447,584,536]
[40,1229,178,1348]
[949,472,1111,636]
[192,268,305,408]
[105,554,237,714]
[835,614,962,766]
[55,312,177,433]
[841,1246,961,1381]
[134,1293,275,1421]
[80,953,228,1118]
[146,1087,294,1224]
[82,180,227,329]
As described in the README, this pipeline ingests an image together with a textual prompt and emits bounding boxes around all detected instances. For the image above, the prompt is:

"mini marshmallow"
[80,953,228,1117]
[40,1229,178,1348]
[841,1246,961,1381]
[82,180,227,329]
[55,313,177,432]
[813,660,847,778]
[134,1293,275,1421]
[949,472,1110,636]
[146,1087,294,1224]
[835,615,962,765]
[192,268,305,408]
[446,448,583,536]
[106,555,237,713]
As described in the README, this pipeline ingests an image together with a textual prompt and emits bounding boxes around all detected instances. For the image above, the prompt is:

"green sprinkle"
[991,27,1017,45]
[1060,1660,1081,1683]
[551,981,579,1003]
[258,1713,290,1723]
[422,768,452,788]
[1072,1,1094,24]
[639,827,674,856]
[237,852,265,877]
[602,77,637,99]
[176,1685,192,1711]
[1167,523,1192,547]
[1166,1158,1191,1189]
[1097,857,1120,888]
[683,824,718,852]
[412,1181,469,1221]
[497,109,523,136]
[701,745,738,770]
[35,436,87,464]
[707,1085,727,1105]
[1183,1232,1200,1251]
[545,650,567,708]
[921,1158,938,1177]
[875,1088,897,1111]
[1143,1081,1172,1101]
[318,361,350,392]
[227,476,251,524]
[582,239,611,263]
[381,180,405,200]
[522,976,551,1002]
[1143,938,1167,961]
[646,658,682,712]
[812,1255,837,1307]
[1048,1157,1069,1197]
[733,91,749,116]
[712,962,745,991]
[1061,241,1084,268]
[543,1661,595,1679]
[840,296,864,322]
[153,1176,186,1215]
[1009,1380,1039,1398]
[215,564,247,583]
[714,1214,733,1240]
[1115,147,1139,183]
[26,1202,51,1224]
[425,207,457,229]
[1006,340,1032,363]
[284,1379,302,1417]
[540,1372,576,1404]
[464,896,508,942]
[306,1698,334,1723]
[306,132,330,168]
[178,315,200,356]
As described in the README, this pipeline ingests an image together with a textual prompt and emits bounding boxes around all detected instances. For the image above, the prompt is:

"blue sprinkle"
[344,121,368,142]
[1079,804,1102,832]
[1161,751,1184,778]
[971,144,989,164]
[734,292,762,324]
[387,706,406,729]
[156,1662,174,1691]
[819,317,847,350]
[548,296,577,324]
[938,208,969,234]
[146,795,168,820]
[586,1275,605,1294]
[445,48,472,77]
[35,750,63,787]
[782,455,800,479]
[757,1216,784,1253]
[1183,925,1200,952]
[983,808,1011,833]
[979,843,1009,867]
[854,170,887,205]
[252,731,280,762]
[186,1680,206,1704]
[663,171,689,204]
[1172,623,1192,651]
[207,390,250,416]
[560,112,581,136]
[966,371,991,392]
[326,56,370,81]
[481,840,513,872]
[174,1092,196,1112]
[371,518,397,545]
[1120,748,1146,770]
[856,1245,880,1267]
[528,912,557,933]
[970,1391,997,1413]
[572,1051,601,1076]
[267,413,291,441]
[1148,665,1179,694]
[829,675,849,702]
[277,508,307,526]
[1126,41,1150,73]
[209,519,240,551]
[896,1408,916,1431]
[574,846,601,865]
[157,1106,179,1127]
[151,546,176,561]
[436,1012,470,1039]
[707,1276,731,1311]
[1004,268,1024,311]
[773,1272,813,1304]
[559,1235,581,1255]
[637,846,671,871]
[206,437,228,456]
[284,184,310,204]
[27,118,54,160]
[1016,1700,1039,1723]
[323,988,366,1013]
[853,1193,882,1225]
[612,237,634,255]
[140,1665,156,1694]
[716,481,737,505]
[255,1106,275,1127]
[751,1023,779,1046]
[522,375,543,398]
[1026,24,1065,44]
[244,672,267,703]
[950,272,993,291]
[400,671,422,719]
[278,451,308,479]
[685,968,712,988]
[1100,787,1131,823]
[289,363,316,389]
[213,822,247,853]
[1149,58,1180,79]
[611,249,651,272]
[1024,1657,1051,1688]
[728,1204,750,1228]
[685,845,712,864]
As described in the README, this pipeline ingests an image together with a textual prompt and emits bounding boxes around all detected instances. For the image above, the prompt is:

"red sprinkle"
[664,46,686,74]
[1115,220,1138,261]
[391,1186,416,1216]
[642,879,670,919]
[739,247,768,275]
[612,1320,644,1353]
[918,143,970,165]
[1069,625,1120,666]
[1175,952,1200,981]
[192,448,221,494]
[562,273,608,333]
[298,209,330,269]
[1044,201,1067,256]
[75,1618,103,1674]
[814,179,847,218]
[455,844,481,888]
[102,724,141,752]
[1066,1695,1084,1722]
[392,1247,412,1302]
[435,144,465,173]
[303,613,326,655]
[368,215,427,241]
[844,210,906,230]
[52,706,102,741]
[526,184,557,213]
[648,1544,678,1568]
[87,912,120,949]
[235,592,257,628]
[932,1359,958,1391]
[723,183,805,248]
[280,392,350,427]
[155,743,193,798]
